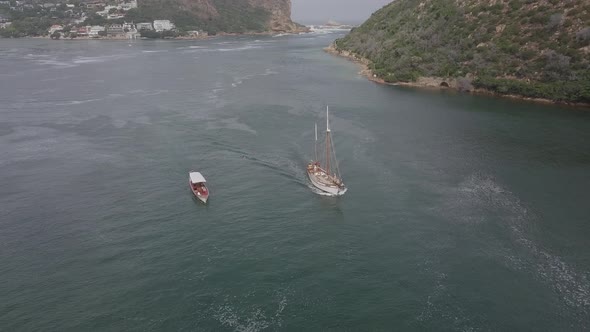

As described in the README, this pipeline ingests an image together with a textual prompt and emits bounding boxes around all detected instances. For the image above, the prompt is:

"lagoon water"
[1,32,589,331]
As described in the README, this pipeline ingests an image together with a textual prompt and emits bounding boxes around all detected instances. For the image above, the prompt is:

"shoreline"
[324,43,590,109]
[6,28,310,41]
[19,35,211,41]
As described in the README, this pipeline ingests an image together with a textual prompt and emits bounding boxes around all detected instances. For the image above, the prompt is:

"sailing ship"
[307,106,348,196]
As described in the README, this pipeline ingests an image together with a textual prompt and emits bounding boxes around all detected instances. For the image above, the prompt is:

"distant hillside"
[128,0,306,34]
[334,0,590,104]
[0,0,306,37]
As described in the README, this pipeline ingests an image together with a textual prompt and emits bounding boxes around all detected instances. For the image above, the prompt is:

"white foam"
[307,184,337,197]
[215,45,261,52]
[213,293,288,331]
[140,89,168,96]
[40,76,73,82]
[230,69,277,88]
[34,59,78,68]
[56,98,103,106]
[207,118,257,135]
[25,54,51,58]
[263,68,278,75]
[72,54,135,64]
[450,173,590,313]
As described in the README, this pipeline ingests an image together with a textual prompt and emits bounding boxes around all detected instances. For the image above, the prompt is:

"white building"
[96,5,116,17]
[74,16,87,24]
[88,25,105,37]
[48,24,63,34]
[120,0,137,11]
[107,13,125,20]
[153,20,175,32]
[122,22,135,31]
[136,22,153,31]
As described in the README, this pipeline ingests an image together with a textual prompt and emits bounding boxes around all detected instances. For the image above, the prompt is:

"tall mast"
[326,105,330,133]
[326,105,330,175]
[314,123,318,162]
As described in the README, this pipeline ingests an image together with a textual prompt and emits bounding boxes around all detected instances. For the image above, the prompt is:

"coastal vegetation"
[139,29,180,38]
[335,0,590,104]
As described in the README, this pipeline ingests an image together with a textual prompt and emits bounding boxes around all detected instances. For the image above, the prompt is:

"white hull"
[308,172,347,196]
[196,195,208,204]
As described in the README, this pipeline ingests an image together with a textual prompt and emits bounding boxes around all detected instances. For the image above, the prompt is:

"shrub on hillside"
[576,27,590,46]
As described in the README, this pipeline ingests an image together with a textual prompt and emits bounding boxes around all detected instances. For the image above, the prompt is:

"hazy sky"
[292,0,393,24]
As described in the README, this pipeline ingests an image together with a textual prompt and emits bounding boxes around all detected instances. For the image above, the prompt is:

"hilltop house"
[48,24,63,34]
[107,13,125,20]
[120,0,137,11]
[96,5,115,17]
[85,0,105,9]
[153,20,174,32]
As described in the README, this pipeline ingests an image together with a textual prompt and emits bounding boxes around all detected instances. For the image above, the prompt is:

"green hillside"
[335,0,590,104]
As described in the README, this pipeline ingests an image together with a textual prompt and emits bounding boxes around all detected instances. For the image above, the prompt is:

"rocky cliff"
[135,0,305,33]
[248,0,302,32]
[334,0,590,104]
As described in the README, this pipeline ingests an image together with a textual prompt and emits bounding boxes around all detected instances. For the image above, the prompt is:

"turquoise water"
[0,33,589,331]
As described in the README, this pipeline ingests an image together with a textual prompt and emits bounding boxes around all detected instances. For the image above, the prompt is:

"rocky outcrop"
[247,0,305,32]
[183,0,219,19]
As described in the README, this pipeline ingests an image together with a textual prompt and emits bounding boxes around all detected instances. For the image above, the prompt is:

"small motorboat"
[189,171,209,203]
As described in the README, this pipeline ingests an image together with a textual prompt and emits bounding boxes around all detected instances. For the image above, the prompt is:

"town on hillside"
[0,0,207,39]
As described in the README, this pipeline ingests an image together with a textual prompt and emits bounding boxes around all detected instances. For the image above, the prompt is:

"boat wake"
[440,173,590,324]
[215,45,262,52]
[209,139,341,197]
[212,292,289,331]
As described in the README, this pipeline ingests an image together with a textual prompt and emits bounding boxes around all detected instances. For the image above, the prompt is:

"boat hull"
[307,169,347,196]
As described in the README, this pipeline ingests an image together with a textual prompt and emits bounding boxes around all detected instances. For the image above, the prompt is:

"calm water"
[1,32,589,331]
